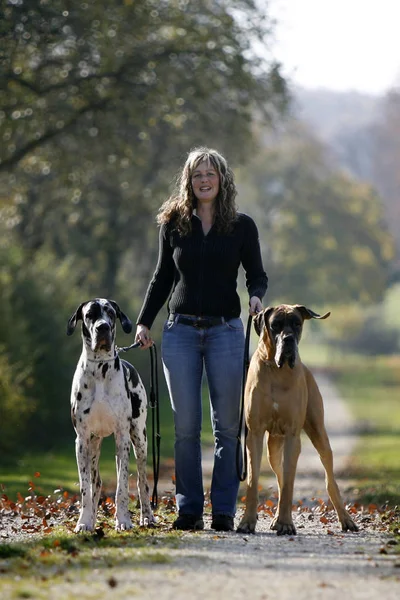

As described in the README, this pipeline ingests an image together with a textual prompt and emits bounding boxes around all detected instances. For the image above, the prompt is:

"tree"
[325,87,400,278]
[1,1,286,171]
[0,243,81,451]
[369,89,400,274]
[0,1,289,460]
[1,0,288,296]
[0,348,33,460]
[236,124,394,306]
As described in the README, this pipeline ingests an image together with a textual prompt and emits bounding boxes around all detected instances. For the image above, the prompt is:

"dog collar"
[85,354,119,363]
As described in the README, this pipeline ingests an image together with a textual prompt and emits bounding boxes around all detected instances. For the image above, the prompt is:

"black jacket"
[137,213,268,329]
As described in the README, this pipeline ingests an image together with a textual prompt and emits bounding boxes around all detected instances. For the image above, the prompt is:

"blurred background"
[0,1,399,497]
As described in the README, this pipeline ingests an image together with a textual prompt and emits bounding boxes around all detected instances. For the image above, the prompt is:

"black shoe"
[211,514,234,532]
[172,514,204,531]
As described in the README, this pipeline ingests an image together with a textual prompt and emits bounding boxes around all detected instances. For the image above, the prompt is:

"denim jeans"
[162,315,244,517]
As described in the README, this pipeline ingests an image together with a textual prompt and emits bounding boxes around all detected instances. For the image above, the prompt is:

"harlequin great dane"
[237,304,358,535]
[67,298,154,532]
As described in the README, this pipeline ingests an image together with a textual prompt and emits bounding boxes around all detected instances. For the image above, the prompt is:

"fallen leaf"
[320,516,329,524]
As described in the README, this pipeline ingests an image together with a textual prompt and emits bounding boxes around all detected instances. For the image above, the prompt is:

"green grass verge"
[331,355,400,506]
[288,338,400,507]
[0,522,188,599]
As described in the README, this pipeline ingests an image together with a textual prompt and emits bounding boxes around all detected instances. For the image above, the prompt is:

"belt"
[169,314,225,329]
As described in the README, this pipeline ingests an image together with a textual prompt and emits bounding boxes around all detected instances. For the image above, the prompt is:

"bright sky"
[269,0,400,95]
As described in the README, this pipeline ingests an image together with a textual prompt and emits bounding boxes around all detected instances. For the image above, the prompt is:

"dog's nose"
[282,333,295,343]
[96,322,110,333]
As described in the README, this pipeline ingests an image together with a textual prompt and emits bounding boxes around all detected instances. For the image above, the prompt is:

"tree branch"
[0,98,111,173]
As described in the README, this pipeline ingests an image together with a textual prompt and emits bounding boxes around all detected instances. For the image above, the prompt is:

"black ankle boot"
[211,514,234,531]
[172,514,204,531]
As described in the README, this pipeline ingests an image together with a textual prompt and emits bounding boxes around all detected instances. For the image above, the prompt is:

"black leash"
[148,344,160,509]
[117,341,160,509]
[236,315,252,481]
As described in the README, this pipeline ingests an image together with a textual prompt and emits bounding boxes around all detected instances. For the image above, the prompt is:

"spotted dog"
[67,298,154,532]
[237,304,358,535]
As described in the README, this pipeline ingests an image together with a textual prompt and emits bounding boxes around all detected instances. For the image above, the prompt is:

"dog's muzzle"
[93,322,112,351]
[275,335,297,369]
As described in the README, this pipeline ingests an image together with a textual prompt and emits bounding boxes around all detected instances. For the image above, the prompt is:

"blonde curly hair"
[157,147,238,235]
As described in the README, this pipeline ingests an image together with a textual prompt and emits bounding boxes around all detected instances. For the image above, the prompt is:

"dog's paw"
[236,519,256,534]
[74,522,94,533]
[341,514,359,533]
[140,512,156,527]
[115,515,133,531]
[271,517,296,536]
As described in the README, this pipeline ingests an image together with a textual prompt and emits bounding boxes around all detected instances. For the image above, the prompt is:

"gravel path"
[102,521,400,600]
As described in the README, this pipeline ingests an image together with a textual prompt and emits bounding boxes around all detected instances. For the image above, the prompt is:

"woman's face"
[191,160,220,205]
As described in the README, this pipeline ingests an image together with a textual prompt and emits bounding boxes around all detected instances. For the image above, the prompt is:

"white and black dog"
[67,298,154,532]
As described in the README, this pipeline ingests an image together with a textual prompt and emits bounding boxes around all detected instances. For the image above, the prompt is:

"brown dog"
[237,304,358,535]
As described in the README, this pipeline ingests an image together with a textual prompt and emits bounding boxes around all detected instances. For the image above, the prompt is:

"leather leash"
[236,315,252,481]
[117,341,160,509]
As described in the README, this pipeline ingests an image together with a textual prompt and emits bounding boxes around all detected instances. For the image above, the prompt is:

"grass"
[300,338,400,506]
[0,525,184,599]
[1,436,177,502]
[295,340,400,534]
[0,488,198,596]
[299,329,400,510]
[1,439,118,501]
[331,354,400,505]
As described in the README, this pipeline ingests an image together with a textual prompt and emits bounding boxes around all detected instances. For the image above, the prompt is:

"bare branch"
[0,98,111,172]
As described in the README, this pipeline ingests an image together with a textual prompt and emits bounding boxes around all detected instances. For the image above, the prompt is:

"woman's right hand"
[135,324,153,349]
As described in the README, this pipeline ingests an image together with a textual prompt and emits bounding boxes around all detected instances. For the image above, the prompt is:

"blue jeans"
[162,315,244,517]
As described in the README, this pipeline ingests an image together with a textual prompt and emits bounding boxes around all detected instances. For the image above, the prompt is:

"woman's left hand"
[249,296,263,316]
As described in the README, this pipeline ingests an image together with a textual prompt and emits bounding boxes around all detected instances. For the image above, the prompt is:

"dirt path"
[97,523,399,600]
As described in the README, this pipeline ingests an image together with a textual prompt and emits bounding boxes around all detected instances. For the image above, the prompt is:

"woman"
[135,147,268,531]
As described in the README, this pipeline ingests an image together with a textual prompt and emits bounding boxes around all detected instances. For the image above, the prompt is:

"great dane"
[67,298,154,532]
[237,304,358,535]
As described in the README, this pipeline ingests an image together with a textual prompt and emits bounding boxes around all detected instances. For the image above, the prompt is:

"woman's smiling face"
[191,160,220,205]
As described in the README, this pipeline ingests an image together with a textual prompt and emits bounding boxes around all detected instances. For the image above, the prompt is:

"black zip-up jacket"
[137,213,268,329]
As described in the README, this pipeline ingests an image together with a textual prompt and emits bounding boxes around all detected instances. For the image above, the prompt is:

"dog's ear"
[109,300,133,334]
[67,302,87,336]
[253,307,274,337]
[294,305,331,321]
[253,311,264,337]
